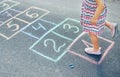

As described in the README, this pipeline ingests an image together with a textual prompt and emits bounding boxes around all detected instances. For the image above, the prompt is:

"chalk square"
[30,32,72,62]
[53,18,83,40]
[16,6,49,23]
[0,18,28,39]
[22,19,55,39]
[67,32,114,64]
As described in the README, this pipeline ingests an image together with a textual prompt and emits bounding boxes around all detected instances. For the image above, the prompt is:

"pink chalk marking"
[67,32,115,64]
[67,32,86,49]
[69,50,97,64]
[98,36,115,64]
[82,40,93,48]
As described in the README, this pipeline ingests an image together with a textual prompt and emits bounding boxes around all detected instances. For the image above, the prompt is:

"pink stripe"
[82,8,95,14]
[83,0,96,7]
[82,22,105,29]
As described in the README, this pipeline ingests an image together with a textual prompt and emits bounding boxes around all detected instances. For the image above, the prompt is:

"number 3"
[63,24,79,33]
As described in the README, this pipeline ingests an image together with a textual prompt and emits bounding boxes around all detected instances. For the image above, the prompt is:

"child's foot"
[111,23,118,38]
[84,47,101,55]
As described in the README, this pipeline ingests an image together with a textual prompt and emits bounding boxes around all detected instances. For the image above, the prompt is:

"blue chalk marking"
[40,18,57,26]
[10,8,21,13]
[55,50,67,62]
[30,46,68,62]
[52,31,73,41]
[32,23,47,31]
[21,31,39,40]
[22,19,56,39]
[30,48,58,62]
[20,17,48,32]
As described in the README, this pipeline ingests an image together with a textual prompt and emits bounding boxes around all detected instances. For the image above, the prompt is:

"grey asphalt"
[0,0,120,77]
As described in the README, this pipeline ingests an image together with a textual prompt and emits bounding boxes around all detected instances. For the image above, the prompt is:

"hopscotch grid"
[29,18,75,49]
[29,18,81,62]
[20,17,77,40]
[0,6,50,39]
[0,6,49,26]
[29,24,60,49]
[67,32,115,64]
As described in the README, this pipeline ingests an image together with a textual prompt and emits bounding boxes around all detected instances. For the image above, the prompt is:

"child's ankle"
[94,48,100,52]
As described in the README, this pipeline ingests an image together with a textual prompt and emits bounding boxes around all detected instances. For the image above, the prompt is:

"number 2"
[44,39,66,53]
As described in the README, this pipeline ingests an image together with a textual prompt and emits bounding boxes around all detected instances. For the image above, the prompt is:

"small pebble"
[69,64,74,69]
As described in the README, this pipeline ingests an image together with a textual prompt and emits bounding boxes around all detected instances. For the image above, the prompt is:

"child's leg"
[84,32,101,55]
[89,32,99,52]
[105,20,118,37]
[105,21,112,30]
